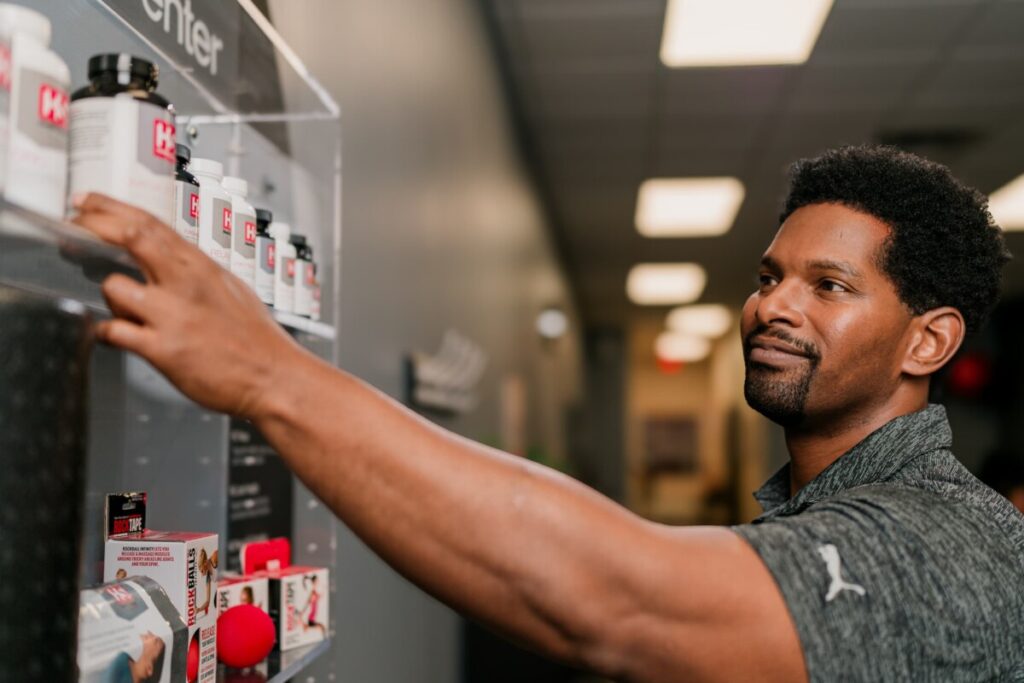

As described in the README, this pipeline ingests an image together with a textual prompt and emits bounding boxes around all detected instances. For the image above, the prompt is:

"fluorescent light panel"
[626,263,706,305]
[636,177,745,237]
[660,0,834,67]
[666,304,732,338]
[655,331,711,363]
[989,174,1024,231]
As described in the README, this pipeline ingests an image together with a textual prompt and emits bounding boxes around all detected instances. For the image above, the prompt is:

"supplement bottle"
[190,157,232,269]
[254,208,275,305]
[221,176,257,289]
[173,143,199,244]
[290,234,315,318]
[68,54,175,225]
[271,221,296,313]
[0,5,70,218]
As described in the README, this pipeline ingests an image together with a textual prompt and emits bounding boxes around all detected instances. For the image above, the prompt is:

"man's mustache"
[743,325,821,361]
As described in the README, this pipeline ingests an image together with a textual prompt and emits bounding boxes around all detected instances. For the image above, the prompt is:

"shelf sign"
[96,1,287,114]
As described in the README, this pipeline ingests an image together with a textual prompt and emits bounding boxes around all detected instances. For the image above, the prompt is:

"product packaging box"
[78,576,187,683]
[105,531,219,682]
[252,566,329,650]
[217,574,270,615]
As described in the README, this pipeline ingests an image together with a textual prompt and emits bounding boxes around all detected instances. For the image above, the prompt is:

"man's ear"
[902,306,966,377]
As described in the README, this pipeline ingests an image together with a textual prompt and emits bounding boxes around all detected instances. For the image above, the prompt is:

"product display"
[191,157,232,269]
[173,143,200,245]
[271,221,296,313]
[291,234,316,318]
[254,566,329,651]
[78,577,187,683]
[254,208,275,305]
[105,531,220,683]
[0,5,70,218]
[68,53,175,225]
[222,176,257,289]
[218,574,269,614]
[0,9,336,681]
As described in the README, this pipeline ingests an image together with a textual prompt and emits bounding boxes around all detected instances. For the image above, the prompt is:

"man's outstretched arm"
[73,194,805,683]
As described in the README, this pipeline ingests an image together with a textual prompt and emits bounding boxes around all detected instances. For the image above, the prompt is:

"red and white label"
[103,584,135,606]
[244,221,256,246]
[221,207,232,235]
[267,242,276,268]
[306,264,316,286]
[152,119,176,162]
[38,84,69,129]
[286,258,295,279]
[0,45,10,91]
[189,193,200,219]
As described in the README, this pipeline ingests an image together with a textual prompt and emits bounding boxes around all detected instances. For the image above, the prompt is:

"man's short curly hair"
[780,145,1011,334]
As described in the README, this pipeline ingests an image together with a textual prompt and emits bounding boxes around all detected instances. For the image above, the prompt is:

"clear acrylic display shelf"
[7,2,342,678]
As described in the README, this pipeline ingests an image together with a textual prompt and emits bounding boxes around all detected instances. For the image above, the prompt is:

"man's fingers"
[72,208,176,284]
[72,192,149,219]
[102,274,168,324]
[94,318,157,358]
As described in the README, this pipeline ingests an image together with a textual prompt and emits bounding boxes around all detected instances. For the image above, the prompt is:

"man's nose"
[756,279,806,328]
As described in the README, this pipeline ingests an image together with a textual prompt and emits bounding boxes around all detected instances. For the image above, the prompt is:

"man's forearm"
[252,349,647,671]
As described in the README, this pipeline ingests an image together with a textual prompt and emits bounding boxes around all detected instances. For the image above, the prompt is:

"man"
[73,146,1024,681]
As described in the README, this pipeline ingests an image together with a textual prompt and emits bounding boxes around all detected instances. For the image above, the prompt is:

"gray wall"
[269,1,583,681]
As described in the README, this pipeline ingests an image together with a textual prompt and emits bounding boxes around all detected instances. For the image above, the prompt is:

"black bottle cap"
[255,208,273,225]
[175,143,190,164]
[88,54,159,86]
[289,234,307,247]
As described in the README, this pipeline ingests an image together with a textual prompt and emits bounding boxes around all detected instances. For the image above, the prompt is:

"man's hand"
[71,193,303,418]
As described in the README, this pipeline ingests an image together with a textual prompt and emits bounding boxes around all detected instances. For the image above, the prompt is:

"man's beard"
[742,327,821,428]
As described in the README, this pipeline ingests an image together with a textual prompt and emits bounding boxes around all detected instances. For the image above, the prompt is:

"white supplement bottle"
[271,221,296,313]
[68,54,175,225]
[254,208,275,305]
[290,234,315,318]
[172,143,200,244]
[0,5,70,218]
[190,157,232,269]
[221,176,256,290]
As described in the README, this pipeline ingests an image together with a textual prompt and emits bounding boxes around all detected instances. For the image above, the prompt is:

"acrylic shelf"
[219,639,331,683]
[0,197,336,341]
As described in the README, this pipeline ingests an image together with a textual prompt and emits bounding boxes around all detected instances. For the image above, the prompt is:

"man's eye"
[820,279,848,293]
[758,274,778,288]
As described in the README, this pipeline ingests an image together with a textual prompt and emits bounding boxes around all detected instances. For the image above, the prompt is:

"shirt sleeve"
[732,485,1021,682]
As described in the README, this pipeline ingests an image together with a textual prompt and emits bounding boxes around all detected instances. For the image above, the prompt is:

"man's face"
[740,203,913,428]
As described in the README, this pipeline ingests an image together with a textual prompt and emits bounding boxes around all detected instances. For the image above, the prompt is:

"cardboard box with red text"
[105,531,218,682]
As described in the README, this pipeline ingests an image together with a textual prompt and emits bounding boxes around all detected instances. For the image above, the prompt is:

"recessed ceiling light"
[660,0,834,67]
[655,331,711,363]
[626,263,706,305]
[989,174,1024,231]
[666,304,733,338]
[636,177,745,237]
[536,308,569,339]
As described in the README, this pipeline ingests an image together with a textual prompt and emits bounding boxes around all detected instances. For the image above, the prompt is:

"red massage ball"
[217,604,277,668]
[187,632,200,682]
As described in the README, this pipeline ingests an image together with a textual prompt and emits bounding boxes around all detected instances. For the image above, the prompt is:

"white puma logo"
[817,544,866,602]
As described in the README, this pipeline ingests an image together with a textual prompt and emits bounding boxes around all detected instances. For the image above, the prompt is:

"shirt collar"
[751,404,952,522]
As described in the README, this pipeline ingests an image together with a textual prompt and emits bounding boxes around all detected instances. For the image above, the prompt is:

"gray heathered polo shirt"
[733,404,1024,682]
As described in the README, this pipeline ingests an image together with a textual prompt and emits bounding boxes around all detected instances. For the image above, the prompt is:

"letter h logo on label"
[0,46,10,91]
[189,193,199,219]
[38,84,69,129]
[267,242,276,268]
[244,221,256,246]
[152,119,176,162]
[222,207,232,235]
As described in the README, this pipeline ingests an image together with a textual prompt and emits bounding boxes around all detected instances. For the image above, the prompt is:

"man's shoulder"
[833,451,1024,557]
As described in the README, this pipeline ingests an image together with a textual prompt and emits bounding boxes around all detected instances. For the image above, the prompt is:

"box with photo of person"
[105,531,219,682]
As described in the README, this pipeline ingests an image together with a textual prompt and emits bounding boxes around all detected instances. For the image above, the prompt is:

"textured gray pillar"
[0,286,93,682]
